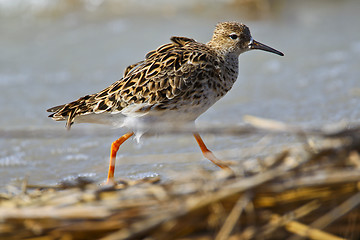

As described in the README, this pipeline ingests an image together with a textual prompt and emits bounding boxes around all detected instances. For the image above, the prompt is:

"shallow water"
[1,0,360,189]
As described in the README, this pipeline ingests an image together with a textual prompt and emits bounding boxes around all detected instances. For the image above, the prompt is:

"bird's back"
[47,36,234,129]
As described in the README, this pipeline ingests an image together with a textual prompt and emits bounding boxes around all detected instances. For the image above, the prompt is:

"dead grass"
[1,117,360,240]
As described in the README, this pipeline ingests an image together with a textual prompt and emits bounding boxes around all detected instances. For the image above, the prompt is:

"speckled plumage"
[47,22,283,182]
[47,22,268,132]
[48,36,229,128]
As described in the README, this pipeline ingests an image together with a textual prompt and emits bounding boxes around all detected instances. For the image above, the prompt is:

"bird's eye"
[229,33,238,40]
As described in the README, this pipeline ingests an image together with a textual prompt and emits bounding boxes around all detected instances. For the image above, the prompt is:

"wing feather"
[47,36,222,128]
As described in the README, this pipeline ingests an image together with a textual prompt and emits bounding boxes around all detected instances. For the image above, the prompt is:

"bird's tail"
[47,95,93,130]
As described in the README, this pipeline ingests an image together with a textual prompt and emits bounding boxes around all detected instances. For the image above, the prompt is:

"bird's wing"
[47,37,221,129]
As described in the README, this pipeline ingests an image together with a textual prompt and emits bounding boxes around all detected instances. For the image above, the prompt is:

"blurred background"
[1,0,359,189]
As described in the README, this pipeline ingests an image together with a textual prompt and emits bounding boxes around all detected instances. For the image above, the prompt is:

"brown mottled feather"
[47,36,226,128]
[47,22,266,129]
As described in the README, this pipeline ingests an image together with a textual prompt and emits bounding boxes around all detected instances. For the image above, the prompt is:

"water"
[1,0,360,189]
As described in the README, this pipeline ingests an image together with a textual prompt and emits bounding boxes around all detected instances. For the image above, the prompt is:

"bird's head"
[208,22,284,57]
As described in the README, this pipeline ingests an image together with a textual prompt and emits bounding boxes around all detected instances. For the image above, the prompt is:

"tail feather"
[47,104,65,113]
[47,104,76,130]
[47,80,129,129]
[47,95,94,129]
[47,104,66,119]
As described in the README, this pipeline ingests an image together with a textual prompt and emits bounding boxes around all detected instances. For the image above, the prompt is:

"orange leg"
[193,133,230,170]
[107,132,134,183]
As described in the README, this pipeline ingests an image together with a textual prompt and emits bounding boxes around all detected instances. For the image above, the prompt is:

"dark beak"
[249,39,284,56]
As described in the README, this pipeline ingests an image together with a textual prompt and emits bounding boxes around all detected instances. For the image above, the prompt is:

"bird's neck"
[219,53,239,92]
[205,41,239,87]
[224,53,239,66]
[206,42,239,65]
[224,52,239,76]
